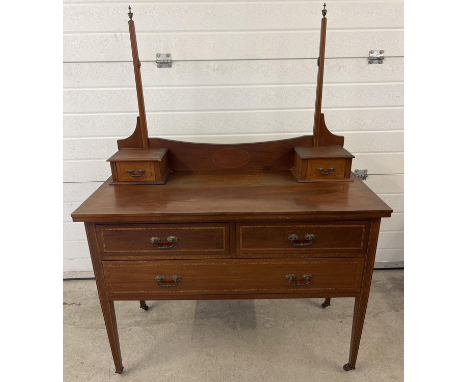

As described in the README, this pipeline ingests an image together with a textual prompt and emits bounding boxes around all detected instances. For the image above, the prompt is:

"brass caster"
[343,363,355,371]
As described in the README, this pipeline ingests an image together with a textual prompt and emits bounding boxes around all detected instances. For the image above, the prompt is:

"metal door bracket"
[156,53,172,68]
[368,50,384,64]
[354,169,368,180]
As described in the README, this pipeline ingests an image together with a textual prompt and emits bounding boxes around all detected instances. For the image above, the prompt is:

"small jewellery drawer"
[236,221,370,257]
[96,223,229,259]
[116,162,156,182]
[307,159,345,179]
[102,258,365,297]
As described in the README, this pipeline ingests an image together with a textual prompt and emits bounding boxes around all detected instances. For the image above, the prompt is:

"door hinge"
[156,53,172,68]
[354,169,368,180]
[368,50,384,64]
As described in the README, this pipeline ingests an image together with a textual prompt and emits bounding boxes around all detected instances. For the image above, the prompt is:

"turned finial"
[322,3,327,17]
[128,5,133,20]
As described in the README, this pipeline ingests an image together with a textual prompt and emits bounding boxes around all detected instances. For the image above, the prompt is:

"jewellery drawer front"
[307,159,345,179]
[236,221,369,257]
[102,258,365,297]
[116,162,156,182]
[96,223,229,259]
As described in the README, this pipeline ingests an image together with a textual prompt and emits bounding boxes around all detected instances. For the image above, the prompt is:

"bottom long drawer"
[102,258,364,296]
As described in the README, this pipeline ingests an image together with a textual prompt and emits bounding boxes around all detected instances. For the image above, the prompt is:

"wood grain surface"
[96,223,229,259]
[72,171,392,222]
[237,221,369,255]
[102,258,365,297]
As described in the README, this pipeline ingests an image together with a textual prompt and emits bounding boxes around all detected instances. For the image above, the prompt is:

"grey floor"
[64,269,403,382]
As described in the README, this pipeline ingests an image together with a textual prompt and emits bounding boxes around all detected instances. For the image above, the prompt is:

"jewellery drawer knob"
[317,166,335,175]
[150,236,178,249]
[126,169,146,177]
[155,275,182,288]
[285,274,313,286]
[288,234,315,247]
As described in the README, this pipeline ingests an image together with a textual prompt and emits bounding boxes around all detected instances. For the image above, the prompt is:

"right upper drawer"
[236,221,370,257]
[307,159,345,179]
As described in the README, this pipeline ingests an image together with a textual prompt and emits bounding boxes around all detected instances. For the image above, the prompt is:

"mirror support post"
[128,6,149,149]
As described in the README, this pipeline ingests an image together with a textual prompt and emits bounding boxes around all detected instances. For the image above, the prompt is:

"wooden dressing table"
[71,5,392,373]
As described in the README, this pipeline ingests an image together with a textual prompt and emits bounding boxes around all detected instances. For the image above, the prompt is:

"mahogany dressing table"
[71,5,392,373]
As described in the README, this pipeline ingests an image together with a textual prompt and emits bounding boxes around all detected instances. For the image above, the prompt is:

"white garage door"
[63,0,404,278]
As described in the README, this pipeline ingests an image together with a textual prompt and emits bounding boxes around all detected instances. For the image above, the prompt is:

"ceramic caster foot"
[140,305,149,311]
[115,367,124,374]
[343,363,355,371]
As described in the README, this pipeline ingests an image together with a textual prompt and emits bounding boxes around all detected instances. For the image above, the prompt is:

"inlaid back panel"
[149,136,314,172]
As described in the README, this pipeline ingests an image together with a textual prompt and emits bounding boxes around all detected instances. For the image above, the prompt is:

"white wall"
[63,0,404,278]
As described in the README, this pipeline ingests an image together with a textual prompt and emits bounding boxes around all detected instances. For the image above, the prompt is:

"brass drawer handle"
[126,169,146,177]
[155,275,182,288]
[317,166,335,175]
[285,274,313,286]
[150,236,178,249]
[288,234,315,247]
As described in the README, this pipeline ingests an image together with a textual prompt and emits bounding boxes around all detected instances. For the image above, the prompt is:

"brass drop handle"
[288,234,315,247]
[317,166,335,175]
[150,236,178,249]
[285,274,313,286]
[127,169,146,177]
[155,275,182,288]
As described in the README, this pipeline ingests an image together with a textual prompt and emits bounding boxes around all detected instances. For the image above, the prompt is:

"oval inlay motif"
[212,148,251,169]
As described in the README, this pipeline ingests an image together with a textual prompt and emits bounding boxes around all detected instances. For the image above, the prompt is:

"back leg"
[322,297,331,308]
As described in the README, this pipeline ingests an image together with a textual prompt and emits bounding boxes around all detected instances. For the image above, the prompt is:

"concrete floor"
[64,270,403,382]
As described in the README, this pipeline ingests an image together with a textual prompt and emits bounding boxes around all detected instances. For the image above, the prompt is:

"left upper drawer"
[108,148,170,185]
[96,223,230,259]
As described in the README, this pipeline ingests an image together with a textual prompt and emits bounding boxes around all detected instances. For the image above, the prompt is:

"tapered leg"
[343,295,369,371]
[85,223,124,373]
[343,218,380,371]
[322,297,331,308]
[99,299,124,373]
[140,300,149,311]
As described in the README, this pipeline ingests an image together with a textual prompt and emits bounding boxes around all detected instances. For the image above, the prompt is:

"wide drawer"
[96,223,229,259]
[236,221,369,257]
[102,258,364,296]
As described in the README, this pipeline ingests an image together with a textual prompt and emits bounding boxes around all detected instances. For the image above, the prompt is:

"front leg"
[344,218,380,371]
[85,223,124,373]
[99,299,124,373]
[344,295,368,371]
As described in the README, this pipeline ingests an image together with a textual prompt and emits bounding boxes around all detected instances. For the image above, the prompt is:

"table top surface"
[72,171,392,222]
